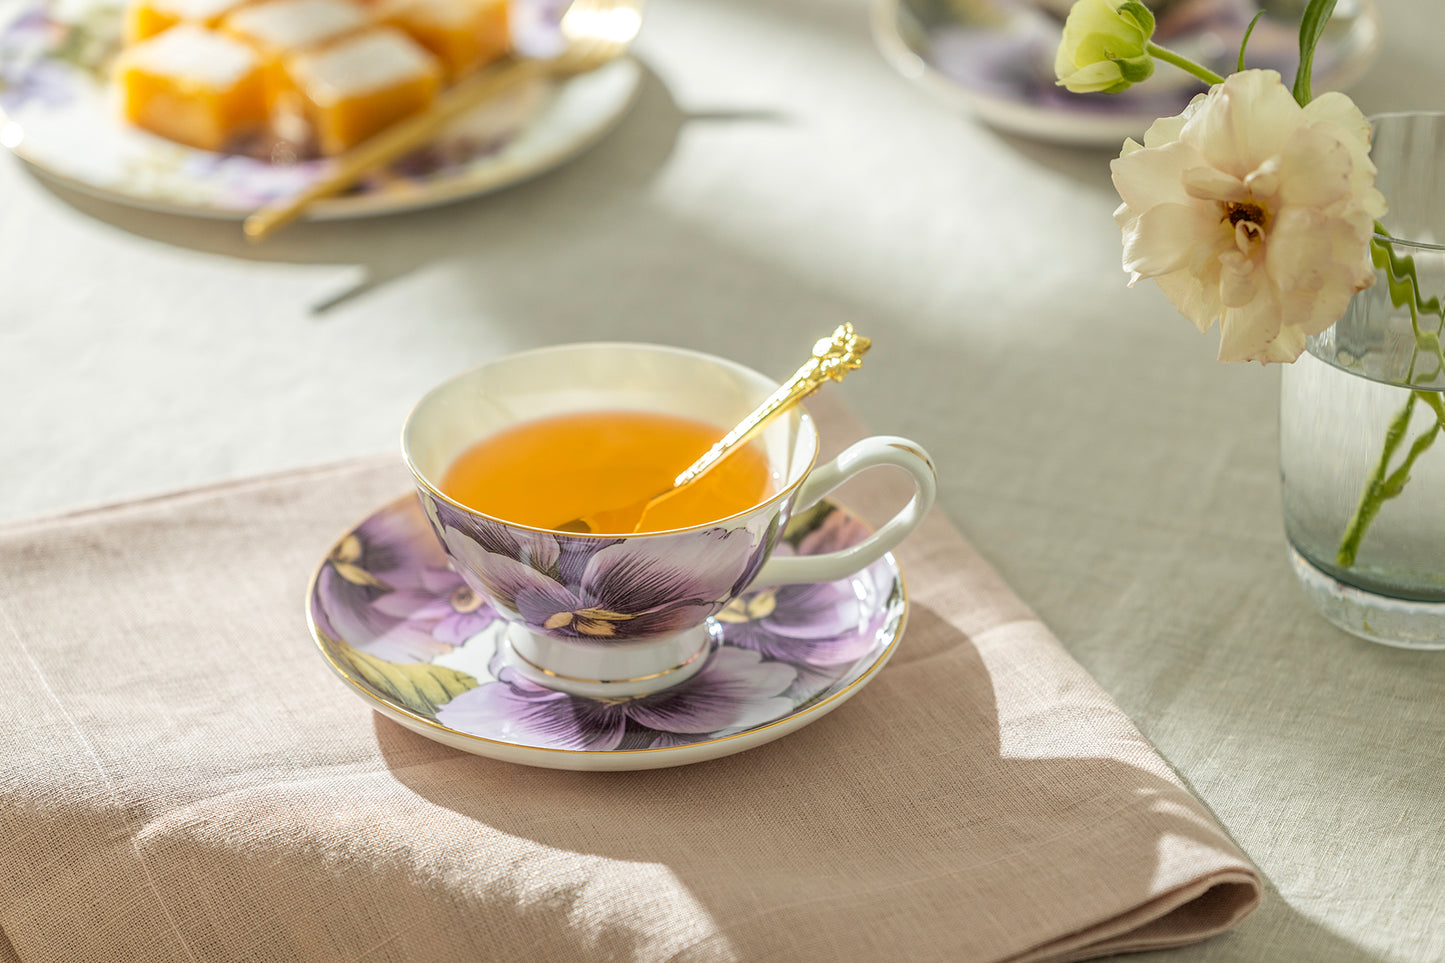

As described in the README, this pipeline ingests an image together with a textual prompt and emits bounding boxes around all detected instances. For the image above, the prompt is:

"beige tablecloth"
[0,398,1259,962]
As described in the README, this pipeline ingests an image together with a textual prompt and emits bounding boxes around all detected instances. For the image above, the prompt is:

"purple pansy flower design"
[368,564,499,645]
[429,496,767,644]
[0,58,71,111]
[716,508,885,668]
[435,645,796,751]
[312,501,462,662]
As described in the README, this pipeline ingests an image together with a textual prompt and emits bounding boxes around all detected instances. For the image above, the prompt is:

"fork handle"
[243,56,549,241]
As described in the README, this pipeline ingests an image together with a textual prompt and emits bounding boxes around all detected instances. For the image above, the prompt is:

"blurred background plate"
[871,0,1382,147]
[0,0,642,219]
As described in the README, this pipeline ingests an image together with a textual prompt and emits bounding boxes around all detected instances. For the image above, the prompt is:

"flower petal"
[1122,202,1222,278]
[435,681,627,751]
[1057,60,1126,94]
[1111,138,1200,214]
[1275,125,1355,209]
[623,600,722,637]
[1216,303,1281,363]
[370,588,455,620]
[580,529,756,614]
[1185,70,1300,177]
[624,646,795,734]
[1181,165,1247,203]
[1153,268,1221,333]
[1267,207,1372,334]
[316,567,455,662]
[433,609,499,645]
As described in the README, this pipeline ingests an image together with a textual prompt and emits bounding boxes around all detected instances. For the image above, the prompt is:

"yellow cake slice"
[221,0,370,110]
[284,27,442,155]
[373,0,509,80]
[124,0,252,43]
[116,25,267,152]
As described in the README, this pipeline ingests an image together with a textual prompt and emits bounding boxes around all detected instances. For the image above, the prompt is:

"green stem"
[1418,387,1445,430]
[1371,226,1445,371]
[1336,394,1419,568]
[1146,42,1225,87]
[1333,230,1445,569]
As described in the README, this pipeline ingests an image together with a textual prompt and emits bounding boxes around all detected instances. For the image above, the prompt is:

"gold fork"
[242,0,645,241]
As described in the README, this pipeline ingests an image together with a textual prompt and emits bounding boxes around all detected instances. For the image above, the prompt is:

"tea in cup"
[402,342,935,698]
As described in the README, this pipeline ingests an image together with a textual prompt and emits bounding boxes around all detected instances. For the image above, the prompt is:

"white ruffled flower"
[1110,69,1386,364]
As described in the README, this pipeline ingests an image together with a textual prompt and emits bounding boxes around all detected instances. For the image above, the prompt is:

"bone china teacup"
[402,343,936,699]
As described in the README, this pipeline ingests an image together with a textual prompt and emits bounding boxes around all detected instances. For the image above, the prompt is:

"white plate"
[0,0,642,218]
[871,0,1382,148]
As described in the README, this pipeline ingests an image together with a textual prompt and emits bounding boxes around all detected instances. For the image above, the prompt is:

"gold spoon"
[554,323,872,535]
[243,0,645,241]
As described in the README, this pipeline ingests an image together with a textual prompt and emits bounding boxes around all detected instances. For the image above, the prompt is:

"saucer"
[0,0,641,219]
[872,0,1382,147]
[306,495,908,771]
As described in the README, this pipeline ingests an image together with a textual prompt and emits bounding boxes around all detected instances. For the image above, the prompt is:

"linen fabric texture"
[0,397,1259,962]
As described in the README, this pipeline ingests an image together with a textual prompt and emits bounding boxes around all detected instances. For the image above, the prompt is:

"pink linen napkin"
[0,396,1259,962]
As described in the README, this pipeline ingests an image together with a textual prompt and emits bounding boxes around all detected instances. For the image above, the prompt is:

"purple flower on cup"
[435,645,796,751]
[717,508,883,668]
[428,496,767,644]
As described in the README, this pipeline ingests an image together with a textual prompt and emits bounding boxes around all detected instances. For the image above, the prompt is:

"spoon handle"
[673,322,871,489]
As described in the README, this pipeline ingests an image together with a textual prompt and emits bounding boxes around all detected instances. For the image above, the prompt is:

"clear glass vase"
[1279,112,1445,650]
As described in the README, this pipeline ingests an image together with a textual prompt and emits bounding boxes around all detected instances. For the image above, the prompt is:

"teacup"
[402,342,935,698]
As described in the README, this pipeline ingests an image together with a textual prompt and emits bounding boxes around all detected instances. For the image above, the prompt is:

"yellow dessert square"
[117,25,267,152]
[124,0,251,43]
[374,0,509,80]
[285,28,442,155]
[221,0,370,109]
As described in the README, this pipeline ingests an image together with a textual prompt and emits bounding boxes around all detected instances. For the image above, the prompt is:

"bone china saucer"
[871,0,1381,148]
[306,495,907,771]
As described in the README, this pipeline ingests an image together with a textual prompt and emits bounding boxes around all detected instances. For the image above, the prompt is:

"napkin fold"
[0,396,1259,963]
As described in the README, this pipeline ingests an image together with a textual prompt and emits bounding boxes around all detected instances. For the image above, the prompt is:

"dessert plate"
[307,494,908,771]
[0,0,642,219]
[872,0,1382,147]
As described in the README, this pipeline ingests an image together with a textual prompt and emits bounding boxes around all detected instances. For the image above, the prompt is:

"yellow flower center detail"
[331,534,362,565]
[714,590,778,623]
[449,586,484,613]
[1225,201,1267,232]
[543,608,636,636]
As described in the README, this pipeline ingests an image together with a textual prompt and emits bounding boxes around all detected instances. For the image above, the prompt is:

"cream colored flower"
[1111,69,1386,364]
[1054,0,1155,94]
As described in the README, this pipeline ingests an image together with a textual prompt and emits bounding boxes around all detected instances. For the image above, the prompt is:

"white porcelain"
[870,0,1382,148]
[307,494,908,770]
[401,342,935,698]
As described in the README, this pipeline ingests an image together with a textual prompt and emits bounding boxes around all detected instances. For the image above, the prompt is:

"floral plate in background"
[0,0,642,218]
[307,495,908,771]
[872,0,1382,147]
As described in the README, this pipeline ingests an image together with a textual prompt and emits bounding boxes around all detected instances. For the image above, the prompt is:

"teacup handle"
[752,435,936,587]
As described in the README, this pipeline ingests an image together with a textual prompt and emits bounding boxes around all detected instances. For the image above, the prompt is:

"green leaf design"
[332,642,478,720]
[1292,0,1340,106]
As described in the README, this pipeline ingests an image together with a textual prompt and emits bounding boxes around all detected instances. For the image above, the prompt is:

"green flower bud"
[1054,0,1157,94]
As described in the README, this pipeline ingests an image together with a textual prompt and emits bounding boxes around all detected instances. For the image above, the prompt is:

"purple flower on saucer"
[718,509,884,668]
[435,646,795,751]
[312,500,469,662]
[368,564,499,646]
[307,495,906,766]
[714,507,895,700]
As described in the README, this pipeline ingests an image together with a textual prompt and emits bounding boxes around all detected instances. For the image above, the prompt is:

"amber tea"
[440,410,776,534]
